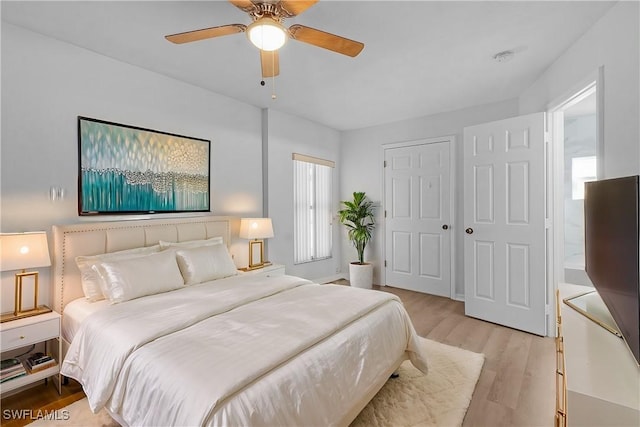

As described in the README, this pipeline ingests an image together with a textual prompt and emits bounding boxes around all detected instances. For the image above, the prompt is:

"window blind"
[293,154,334,264]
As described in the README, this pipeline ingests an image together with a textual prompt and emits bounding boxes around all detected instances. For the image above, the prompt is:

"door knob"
[442,224,449,230]
[465,227,474,234]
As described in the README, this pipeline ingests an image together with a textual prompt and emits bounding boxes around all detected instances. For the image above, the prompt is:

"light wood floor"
[376,284,556,427]
[1,284,555,427]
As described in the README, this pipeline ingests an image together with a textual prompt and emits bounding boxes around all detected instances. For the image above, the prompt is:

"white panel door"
[463,113,547,335]
[384,141,451,297]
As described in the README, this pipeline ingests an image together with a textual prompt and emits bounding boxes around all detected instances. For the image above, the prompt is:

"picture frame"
[78,116,211,215]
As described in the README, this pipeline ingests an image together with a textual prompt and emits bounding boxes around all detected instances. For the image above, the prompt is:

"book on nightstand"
[24,352,57,373]
[0,358,27,383]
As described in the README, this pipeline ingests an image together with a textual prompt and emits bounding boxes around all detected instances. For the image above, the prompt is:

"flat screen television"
[584,175,640,365]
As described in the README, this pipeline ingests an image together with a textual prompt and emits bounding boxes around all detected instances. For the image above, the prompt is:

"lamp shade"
[239,218,274,240]
[0,232,51,272]
[247,17,287,51]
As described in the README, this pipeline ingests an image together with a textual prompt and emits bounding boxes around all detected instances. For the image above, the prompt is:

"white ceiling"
[1,1,616,131]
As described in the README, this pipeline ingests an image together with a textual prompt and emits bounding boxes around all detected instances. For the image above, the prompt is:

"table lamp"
[0,232,52,322]
[239,218,274,270]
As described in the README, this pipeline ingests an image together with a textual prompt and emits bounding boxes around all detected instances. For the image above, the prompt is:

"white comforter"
[62,275,428,426]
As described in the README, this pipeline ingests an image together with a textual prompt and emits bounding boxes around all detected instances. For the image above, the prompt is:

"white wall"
[339,1,639,299]
[266,109,342,282]
[0,24,264,312]
[340,98,519,296]
[2,0,636,312]
[563,114,596,269]
[519,1,640,178]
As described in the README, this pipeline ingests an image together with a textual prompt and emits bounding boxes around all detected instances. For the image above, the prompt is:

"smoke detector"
[493,50,515,63]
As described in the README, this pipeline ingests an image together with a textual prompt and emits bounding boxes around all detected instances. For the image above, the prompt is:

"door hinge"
[384,210,387,218]
[545,304,550,315]
[383,160,387,168]
[384,260,387,267]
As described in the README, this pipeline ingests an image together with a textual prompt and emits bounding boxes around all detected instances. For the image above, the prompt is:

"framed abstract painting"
[78,116,211,215]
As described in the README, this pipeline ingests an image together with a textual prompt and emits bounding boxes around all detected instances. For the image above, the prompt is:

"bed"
[52,216,428,426]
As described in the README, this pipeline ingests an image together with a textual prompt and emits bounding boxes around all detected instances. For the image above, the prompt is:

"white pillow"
[159,236,224,250]
[175,244,238,285]
[93,250,185,304]
[76,245,161,302]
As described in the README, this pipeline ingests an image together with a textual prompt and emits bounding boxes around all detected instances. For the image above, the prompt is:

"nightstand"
[238,263,286,277]
[0,311,62,395]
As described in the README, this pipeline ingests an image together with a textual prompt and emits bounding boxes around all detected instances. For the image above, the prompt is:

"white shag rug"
[351,338,484,427]
[31,338,484,427]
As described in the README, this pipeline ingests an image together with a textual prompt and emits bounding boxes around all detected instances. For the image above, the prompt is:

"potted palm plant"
[338,191,375,289]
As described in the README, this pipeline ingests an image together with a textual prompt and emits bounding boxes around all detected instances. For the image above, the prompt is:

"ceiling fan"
[165,0,364,78]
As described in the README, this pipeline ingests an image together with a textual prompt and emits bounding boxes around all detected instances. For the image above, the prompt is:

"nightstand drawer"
[1,317,59,351]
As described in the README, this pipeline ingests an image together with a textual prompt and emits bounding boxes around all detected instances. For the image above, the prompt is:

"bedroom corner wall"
[0,23,264,312]
[518,0,640,178]
[339,98,519,297]
[265,109,342,283]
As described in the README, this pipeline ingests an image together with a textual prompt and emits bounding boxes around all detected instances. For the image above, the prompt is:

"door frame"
[546,66,605,336]
[380,135,457,299]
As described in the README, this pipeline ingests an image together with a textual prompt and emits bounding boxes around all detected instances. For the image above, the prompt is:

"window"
[293,154,334,264]
[572,156,597,200]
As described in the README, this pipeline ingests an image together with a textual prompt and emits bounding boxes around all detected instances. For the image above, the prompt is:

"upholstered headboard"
[52,216,232,314]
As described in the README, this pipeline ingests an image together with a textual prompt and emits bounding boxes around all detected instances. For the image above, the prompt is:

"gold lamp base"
[243,239,272,270]
[239,262,272,272]
[0,270,51,323]
[1,306,52,323]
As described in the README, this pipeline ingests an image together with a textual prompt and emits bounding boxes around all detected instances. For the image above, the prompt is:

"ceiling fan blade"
[261,50,280,77]
[228,0,255,13]
[279,0,318,17]
[165,24,246,44]
[289,25,364,57]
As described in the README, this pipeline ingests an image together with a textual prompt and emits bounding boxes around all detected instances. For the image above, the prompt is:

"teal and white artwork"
[79,117,210,214]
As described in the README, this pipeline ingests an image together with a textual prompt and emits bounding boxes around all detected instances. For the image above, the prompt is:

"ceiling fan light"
[247,17,287,51]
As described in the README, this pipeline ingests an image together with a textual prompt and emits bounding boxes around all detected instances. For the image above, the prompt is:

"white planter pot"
[349,262,373,289]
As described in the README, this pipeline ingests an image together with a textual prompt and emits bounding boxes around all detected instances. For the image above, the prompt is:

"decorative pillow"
[175,244,238,285]
[93,250,185,304]
[159,236,224,250]
[76,245,161,302]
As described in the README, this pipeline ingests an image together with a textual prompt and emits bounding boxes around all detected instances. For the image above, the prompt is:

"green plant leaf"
[338,191,375,264]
